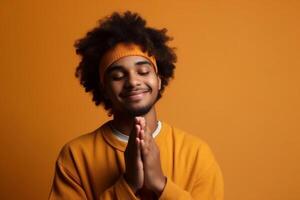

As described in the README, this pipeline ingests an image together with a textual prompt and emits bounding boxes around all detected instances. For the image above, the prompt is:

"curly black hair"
[74,11,177,111]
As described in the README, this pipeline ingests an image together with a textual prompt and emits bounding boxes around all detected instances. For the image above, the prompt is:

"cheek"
[148,77,160,90]
[105,83,122,98]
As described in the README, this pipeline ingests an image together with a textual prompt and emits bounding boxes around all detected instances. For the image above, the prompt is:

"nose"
[124,72,141,88]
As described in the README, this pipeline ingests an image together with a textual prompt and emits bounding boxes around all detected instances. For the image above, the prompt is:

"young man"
[49,11,224,200]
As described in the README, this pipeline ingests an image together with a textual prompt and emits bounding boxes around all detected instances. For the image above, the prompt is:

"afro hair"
[74,11,177,111]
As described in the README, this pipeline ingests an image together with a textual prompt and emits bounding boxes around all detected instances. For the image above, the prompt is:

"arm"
[159,161,224,200]
[99,175,139,200]
[49,159,223,200]
[49,161,87,200]
[49,146,139,200]
[159,142,224,200]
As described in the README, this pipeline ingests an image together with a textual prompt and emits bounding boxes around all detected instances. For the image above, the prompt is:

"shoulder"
[161,122,217,169]
[162,122,211,152]
[56,123,108,164]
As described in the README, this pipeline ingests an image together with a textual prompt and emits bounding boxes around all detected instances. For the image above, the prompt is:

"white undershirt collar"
[110,121,162,143]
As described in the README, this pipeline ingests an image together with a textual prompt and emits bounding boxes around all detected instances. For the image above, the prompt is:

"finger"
[134,124,140,142]
[140,117,146,131]
[140,127,151,144]
[140,129,145,140]
[136,137,142,160]
[140,129,151,144]
[140,139,148,157]
[134,117,143,132]
[136,124,141,136]
[135,116,141,125]
[128,124,140,148]
[135,117,145,132]
[136,124,141,140]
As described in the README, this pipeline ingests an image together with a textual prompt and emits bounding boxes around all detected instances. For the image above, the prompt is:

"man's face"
[103,55,161,116]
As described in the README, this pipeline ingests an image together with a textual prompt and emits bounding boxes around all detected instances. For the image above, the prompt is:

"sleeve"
[99,175,139,200]
[49,162,139,200]
[49,145,139,200]
[49,161,88,200]
[159,142,224,200]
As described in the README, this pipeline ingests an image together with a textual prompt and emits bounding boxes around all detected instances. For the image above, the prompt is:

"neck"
[111,107,158,136]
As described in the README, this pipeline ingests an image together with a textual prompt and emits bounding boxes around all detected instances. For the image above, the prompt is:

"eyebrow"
[135,60,152,66]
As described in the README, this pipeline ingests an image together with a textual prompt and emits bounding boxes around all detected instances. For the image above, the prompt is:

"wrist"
[124,174,139,193]
[152,176,167,197]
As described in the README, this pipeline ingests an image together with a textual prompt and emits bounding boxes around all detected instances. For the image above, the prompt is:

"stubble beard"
[125,91,158,117]
[126,103,154,117]
[125,94,158,117]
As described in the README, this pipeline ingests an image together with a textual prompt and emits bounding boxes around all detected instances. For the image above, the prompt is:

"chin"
[125,104,153,117]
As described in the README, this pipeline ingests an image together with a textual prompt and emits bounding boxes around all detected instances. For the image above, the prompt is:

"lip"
[121,90,149,101]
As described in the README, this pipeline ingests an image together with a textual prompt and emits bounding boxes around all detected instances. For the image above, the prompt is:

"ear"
[158,76,162,90]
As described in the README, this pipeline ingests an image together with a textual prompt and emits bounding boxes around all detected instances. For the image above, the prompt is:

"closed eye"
[138,71,150,76]
[111,75,124,81]
[110,72,125,81]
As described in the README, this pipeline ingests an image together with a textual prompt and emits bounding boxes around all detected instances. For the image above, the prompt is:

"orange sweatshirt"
[49,121,224,200]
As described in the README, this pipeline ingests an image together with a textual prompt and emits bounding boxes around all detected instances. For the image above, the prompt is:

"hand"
[139,118,166,197]
[124,117,144,193]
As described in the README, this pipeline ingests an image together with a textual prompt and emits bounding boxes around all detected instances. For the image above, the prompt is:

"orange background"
[1,1,299,199]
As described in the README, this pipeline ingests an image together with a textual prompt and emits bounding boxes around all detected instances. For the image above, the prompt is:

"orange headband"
[99,43,157,84]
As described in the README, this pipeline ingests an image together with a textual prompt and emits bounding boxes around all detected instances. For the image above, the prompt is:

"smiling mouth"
[121,90,150,101]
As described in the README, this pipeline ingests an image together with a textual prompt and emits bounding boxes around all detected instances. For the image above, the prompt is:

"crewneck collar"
[101,120,166,152]
[109,121,162,142]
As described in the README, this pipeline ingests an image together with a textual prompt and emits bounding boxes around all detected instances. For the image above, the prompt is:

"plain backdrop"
[1,1,299,199]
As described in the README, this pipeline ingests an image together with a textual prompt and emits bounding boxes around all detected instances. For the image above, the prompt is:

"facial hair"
[126,103,154,117]
[125,88,158,117]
